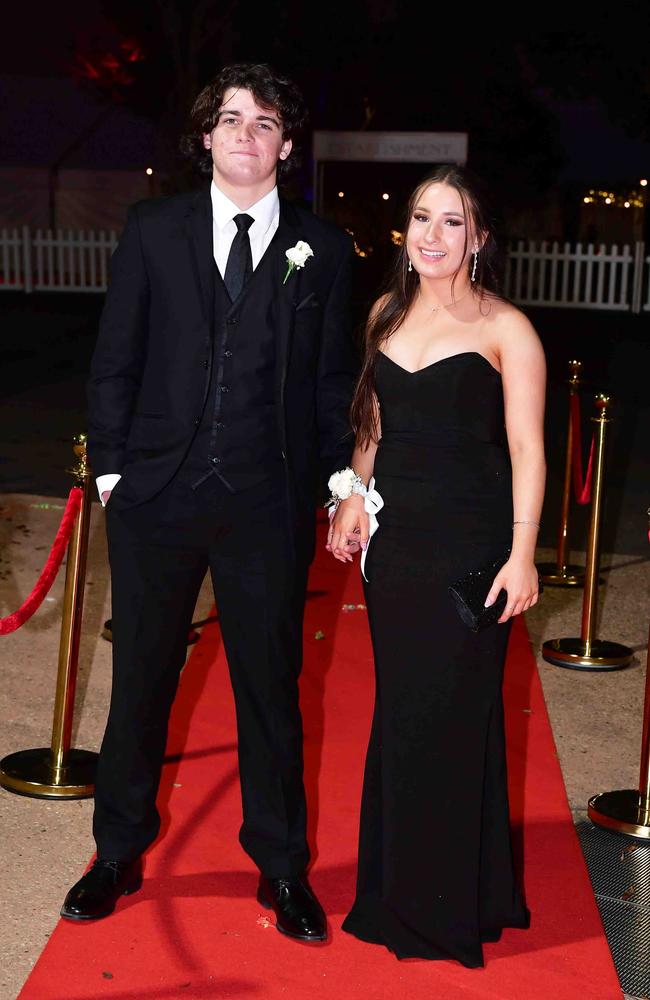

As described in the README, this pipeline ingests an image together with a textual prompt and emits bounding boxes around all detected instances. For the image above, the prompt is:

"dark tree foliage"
[74,0,650,244]
[521,26,650,144]
[73,0,239,188]
[72,1,571,207]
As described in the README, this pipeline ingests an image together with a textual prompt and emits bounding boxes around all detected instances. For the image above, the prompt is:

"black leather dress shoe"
[60,858,143,921]
[257,875,327,942]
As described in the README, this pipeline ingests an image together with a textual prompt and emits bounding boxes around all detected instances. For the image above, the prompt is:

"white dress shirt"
[96,182,281,504]
[210,180,280,274]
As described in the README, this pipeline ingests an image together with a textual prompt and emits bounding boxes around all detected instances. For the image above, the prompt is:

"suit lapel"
[273,200,305,403]
[186,185,214,323]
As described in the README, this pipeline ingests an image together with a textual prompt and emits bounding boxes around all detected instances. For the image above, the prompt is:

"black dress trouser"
[92,472,311,879]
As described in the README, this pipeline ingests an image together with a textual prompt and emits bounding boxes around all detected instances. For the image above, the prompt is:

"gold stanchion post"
[587,620,650,838]
[542,395,633,671]
[0,434,98,798]
[538,359,586,587]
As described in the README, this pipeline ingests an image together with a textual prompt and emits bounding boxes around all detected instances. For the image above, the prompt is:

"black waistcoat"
[183,247,283,493]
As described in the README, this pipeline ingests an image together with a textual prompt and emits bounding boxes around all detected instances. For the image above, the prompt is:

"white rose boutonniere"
[283,241,314,284]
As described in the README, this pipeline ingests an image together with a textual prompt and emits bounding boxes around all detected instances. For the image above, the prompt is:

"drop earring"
[407,258,413,273]
[471,250,478,283]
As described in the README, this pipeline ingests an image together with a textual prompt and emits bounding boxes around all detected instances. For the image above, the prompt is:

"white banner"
[312,131,467,164]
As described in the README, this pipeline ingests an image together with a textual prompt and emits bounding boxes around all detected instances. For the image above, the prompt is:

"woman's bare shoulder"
[481,294,541,344]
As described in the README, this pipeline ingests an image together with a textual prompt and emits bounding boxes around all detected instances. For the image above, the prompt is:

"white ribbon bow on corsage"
[360,476,384,582]
[327,476,383,582]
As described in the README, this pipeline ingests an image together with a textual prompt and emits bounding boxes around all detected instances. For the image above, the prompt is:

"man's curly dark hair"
[180,62,309,180]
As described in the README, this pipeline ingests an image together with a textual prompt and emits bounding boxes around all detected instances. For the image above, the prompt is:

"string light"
[582,187,645,208]
[344,228,371,258]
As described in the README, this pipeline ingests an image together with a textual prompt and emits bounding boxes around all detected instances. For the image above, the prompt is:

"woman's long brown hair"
[349,165,504,448]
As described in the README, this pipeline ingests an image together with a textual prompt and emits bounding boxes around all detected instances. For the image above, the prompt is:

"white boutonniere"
[283,241,314,284]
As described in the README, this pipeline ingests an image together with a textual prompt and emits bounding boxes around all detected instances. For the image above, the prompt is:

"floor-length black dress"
[342,351,530,967]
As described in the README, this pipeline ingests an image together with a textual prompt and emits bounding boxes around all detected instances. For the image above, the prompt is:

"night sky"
[2,1,648,190]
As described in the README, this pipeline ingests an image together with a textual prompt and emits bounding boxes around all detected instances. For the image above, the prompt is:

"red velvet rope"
[0,487,83,636]
[569,393,595,506]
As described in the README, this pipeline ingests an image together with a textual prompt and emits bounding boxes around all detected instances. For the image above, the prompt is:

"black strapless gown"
[342,351,529,967]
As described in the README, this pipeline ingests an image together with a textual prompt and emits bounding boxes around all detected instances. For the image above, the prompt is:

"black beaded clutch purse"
[448,549,512,632]
[449,549,544,632]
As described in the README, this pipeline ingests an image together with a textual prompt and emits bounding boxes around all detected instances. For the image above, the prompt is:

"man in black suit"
[61,63,357,942]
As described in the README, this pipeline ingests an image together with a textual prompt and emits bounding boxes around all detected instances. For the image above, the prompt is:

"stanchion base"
[537,562,587,587]
[542,637,634,670]
[588,789,650,839]
[0,748,97,799]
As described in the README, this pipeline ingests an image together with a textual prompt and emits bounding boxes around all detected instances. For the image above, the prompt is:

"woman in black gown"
[327,166,546,967]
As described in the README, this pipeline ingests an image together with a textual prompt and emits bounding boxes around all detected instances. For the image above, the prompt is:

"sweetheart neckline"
[378,350,501,377]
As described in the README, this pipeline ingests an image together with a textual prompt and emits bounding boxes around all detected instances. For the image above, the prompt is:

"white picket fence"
[0,226,118,294]
[1,227,649,312]
[504,240,649,313]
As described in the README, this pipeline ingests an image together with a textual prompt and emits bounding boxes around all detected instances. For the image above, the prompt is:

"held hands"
[484,555,540,624]
[326,495,369,564]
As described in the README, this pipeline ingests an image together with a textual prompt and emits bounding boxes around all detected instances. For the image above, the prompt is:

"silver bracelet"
[512,519,540,528]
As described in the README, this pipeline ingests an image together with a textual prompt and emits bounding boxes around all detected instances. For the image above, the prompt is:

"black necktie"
[223,213,254,302]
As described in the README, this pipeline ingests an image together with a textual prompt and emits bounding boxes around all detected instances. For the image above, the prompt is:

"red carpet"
[19,516,621,1000]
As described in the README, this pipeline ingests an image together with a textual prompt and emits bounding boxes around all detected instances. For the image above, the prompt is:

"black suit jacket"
[87,185,358,522]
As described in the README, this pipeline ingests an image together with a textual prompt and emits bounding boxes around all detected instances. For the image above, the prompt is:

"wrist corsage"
[326,467,367,513]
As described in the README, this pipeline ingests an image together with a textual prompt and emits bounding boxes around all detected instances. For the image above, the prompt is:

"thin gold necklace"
[421,286,472,314]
